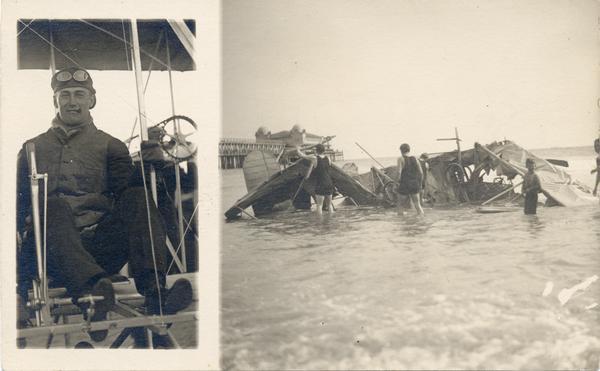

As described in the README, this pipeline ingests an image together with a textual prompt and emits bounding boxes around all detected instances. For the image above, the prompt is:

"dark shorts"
[398,180,421,195]
[315,184,334,196]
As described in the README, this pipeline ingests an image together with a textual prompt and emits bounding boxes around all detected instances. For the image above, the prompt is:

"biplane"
[16,19,199,349]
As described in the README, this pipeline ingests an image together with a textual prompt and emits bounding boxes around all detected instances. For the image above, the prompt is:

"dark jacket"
[17,117,133,230]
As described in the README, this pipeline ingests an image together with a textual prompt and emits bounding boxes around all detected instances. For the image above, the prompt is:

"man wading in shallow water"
[296,144,335,215]
[522,158,541,215]
[16,67,192,342]
[592,138,599,197]
[396,143,424,216]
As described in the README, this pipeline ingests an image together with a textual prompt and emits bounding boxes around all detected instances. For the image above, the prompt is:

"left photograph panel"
[14,19,199,349]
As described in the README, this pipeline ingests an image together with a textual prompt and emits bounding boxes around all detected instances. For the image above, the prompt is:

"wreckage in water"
[224,150,380,220]
[356,139,596,208]
[225,140,596,219]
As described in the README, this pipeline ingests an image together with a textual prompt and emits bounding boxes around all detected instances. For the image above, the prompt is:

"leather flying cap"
[51,67,96,94]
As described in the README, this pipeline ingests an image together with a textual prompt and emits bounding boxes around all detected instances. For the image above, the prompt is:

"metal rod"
[43,174,49,305]
[481,180,523,206]
[355,142,386,169]
[291,177,308,203]
[291,162,314,203]
[236,206,257,220]
[26,144,44,297]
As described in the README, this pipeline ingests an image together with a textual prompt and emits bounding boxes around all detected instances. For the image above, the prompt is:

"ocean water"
[221,151,600,369]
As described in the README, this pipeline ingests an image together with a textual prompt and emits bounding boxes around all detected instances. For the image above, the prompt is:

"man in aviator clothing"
[16,67,192,341]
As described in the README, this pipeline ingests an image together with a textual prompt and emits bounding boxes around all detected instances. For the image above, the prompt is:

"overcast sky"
[223,0,599,159]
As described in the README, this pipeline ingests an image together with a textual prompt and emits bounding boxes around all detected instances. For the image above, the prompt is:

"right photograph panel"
[221,1,600,369]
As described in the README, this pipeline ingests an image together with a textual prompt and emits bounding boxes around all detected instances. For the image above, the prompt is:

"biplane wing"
[17,19,195,71]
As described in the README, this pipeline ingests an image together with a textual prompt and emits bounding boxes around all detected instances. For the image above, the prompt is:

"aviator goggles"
[55,69,90,82]
[52,68,95,93]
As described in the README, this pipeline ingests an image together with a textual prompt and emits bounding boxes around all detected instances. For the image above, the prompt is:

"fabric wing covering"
[17,19,195,71]
[492,141,596,207]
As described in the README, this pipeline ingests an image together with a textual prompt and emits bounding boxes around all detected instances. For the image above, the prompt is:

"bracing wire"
[18,20,81,68]
[17,19,36,37]
[161,177,199,240]
[138,154,165,319]
[167,201,199,274]
[17,20,161,128]
[79,19,170,70]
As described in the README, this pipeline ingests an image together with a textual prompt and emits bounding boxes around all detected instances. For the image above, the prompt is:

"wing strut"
[130,19,164,318]
[165,29,187,272]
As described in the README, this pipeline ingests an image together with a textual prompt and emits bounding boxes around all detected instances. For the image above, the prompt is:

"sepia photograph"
[1,0,220,369]
[15,18,199,349]
[220,0,600,369]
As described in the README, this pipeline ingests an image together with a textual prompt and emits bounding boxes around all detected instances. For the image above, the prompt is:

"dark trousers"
[18,187,167,298]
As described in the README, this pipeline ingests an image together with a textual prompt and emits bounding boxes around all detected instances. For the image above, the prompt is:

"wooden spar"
[455,127,462,169]
[481,180,523,206]
[355,142,386,169]
[130,20,148,141]
[18,312,197,340]
[475,142,525,176]
[166,32,187,271]
[436,128,463,165]
[48,22,56,74]
[130,19,158,202]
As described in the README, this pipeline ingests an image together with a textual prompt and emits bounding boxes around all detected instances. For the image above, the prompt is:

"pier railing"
[219,138,344,169]
[219,138,286,169]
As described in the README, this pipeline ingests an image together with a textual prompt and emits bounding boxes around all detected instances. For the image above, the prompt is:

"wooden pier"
[219,138,285,169]
[219,138,344,169]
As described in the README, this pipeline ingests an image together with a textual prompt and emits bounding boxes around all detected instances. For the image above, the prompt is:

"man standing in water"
[522,158,542,215]
[396,143,424,216]
[418,153,429,207]
[592,138,599,197]
[295,144,335,215]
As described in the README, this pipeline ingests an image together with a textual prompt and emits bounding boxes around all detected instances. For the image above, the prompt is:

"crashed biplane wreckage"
[355,140,597,208]
[224,149,382,220]
[225,140,596,220]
